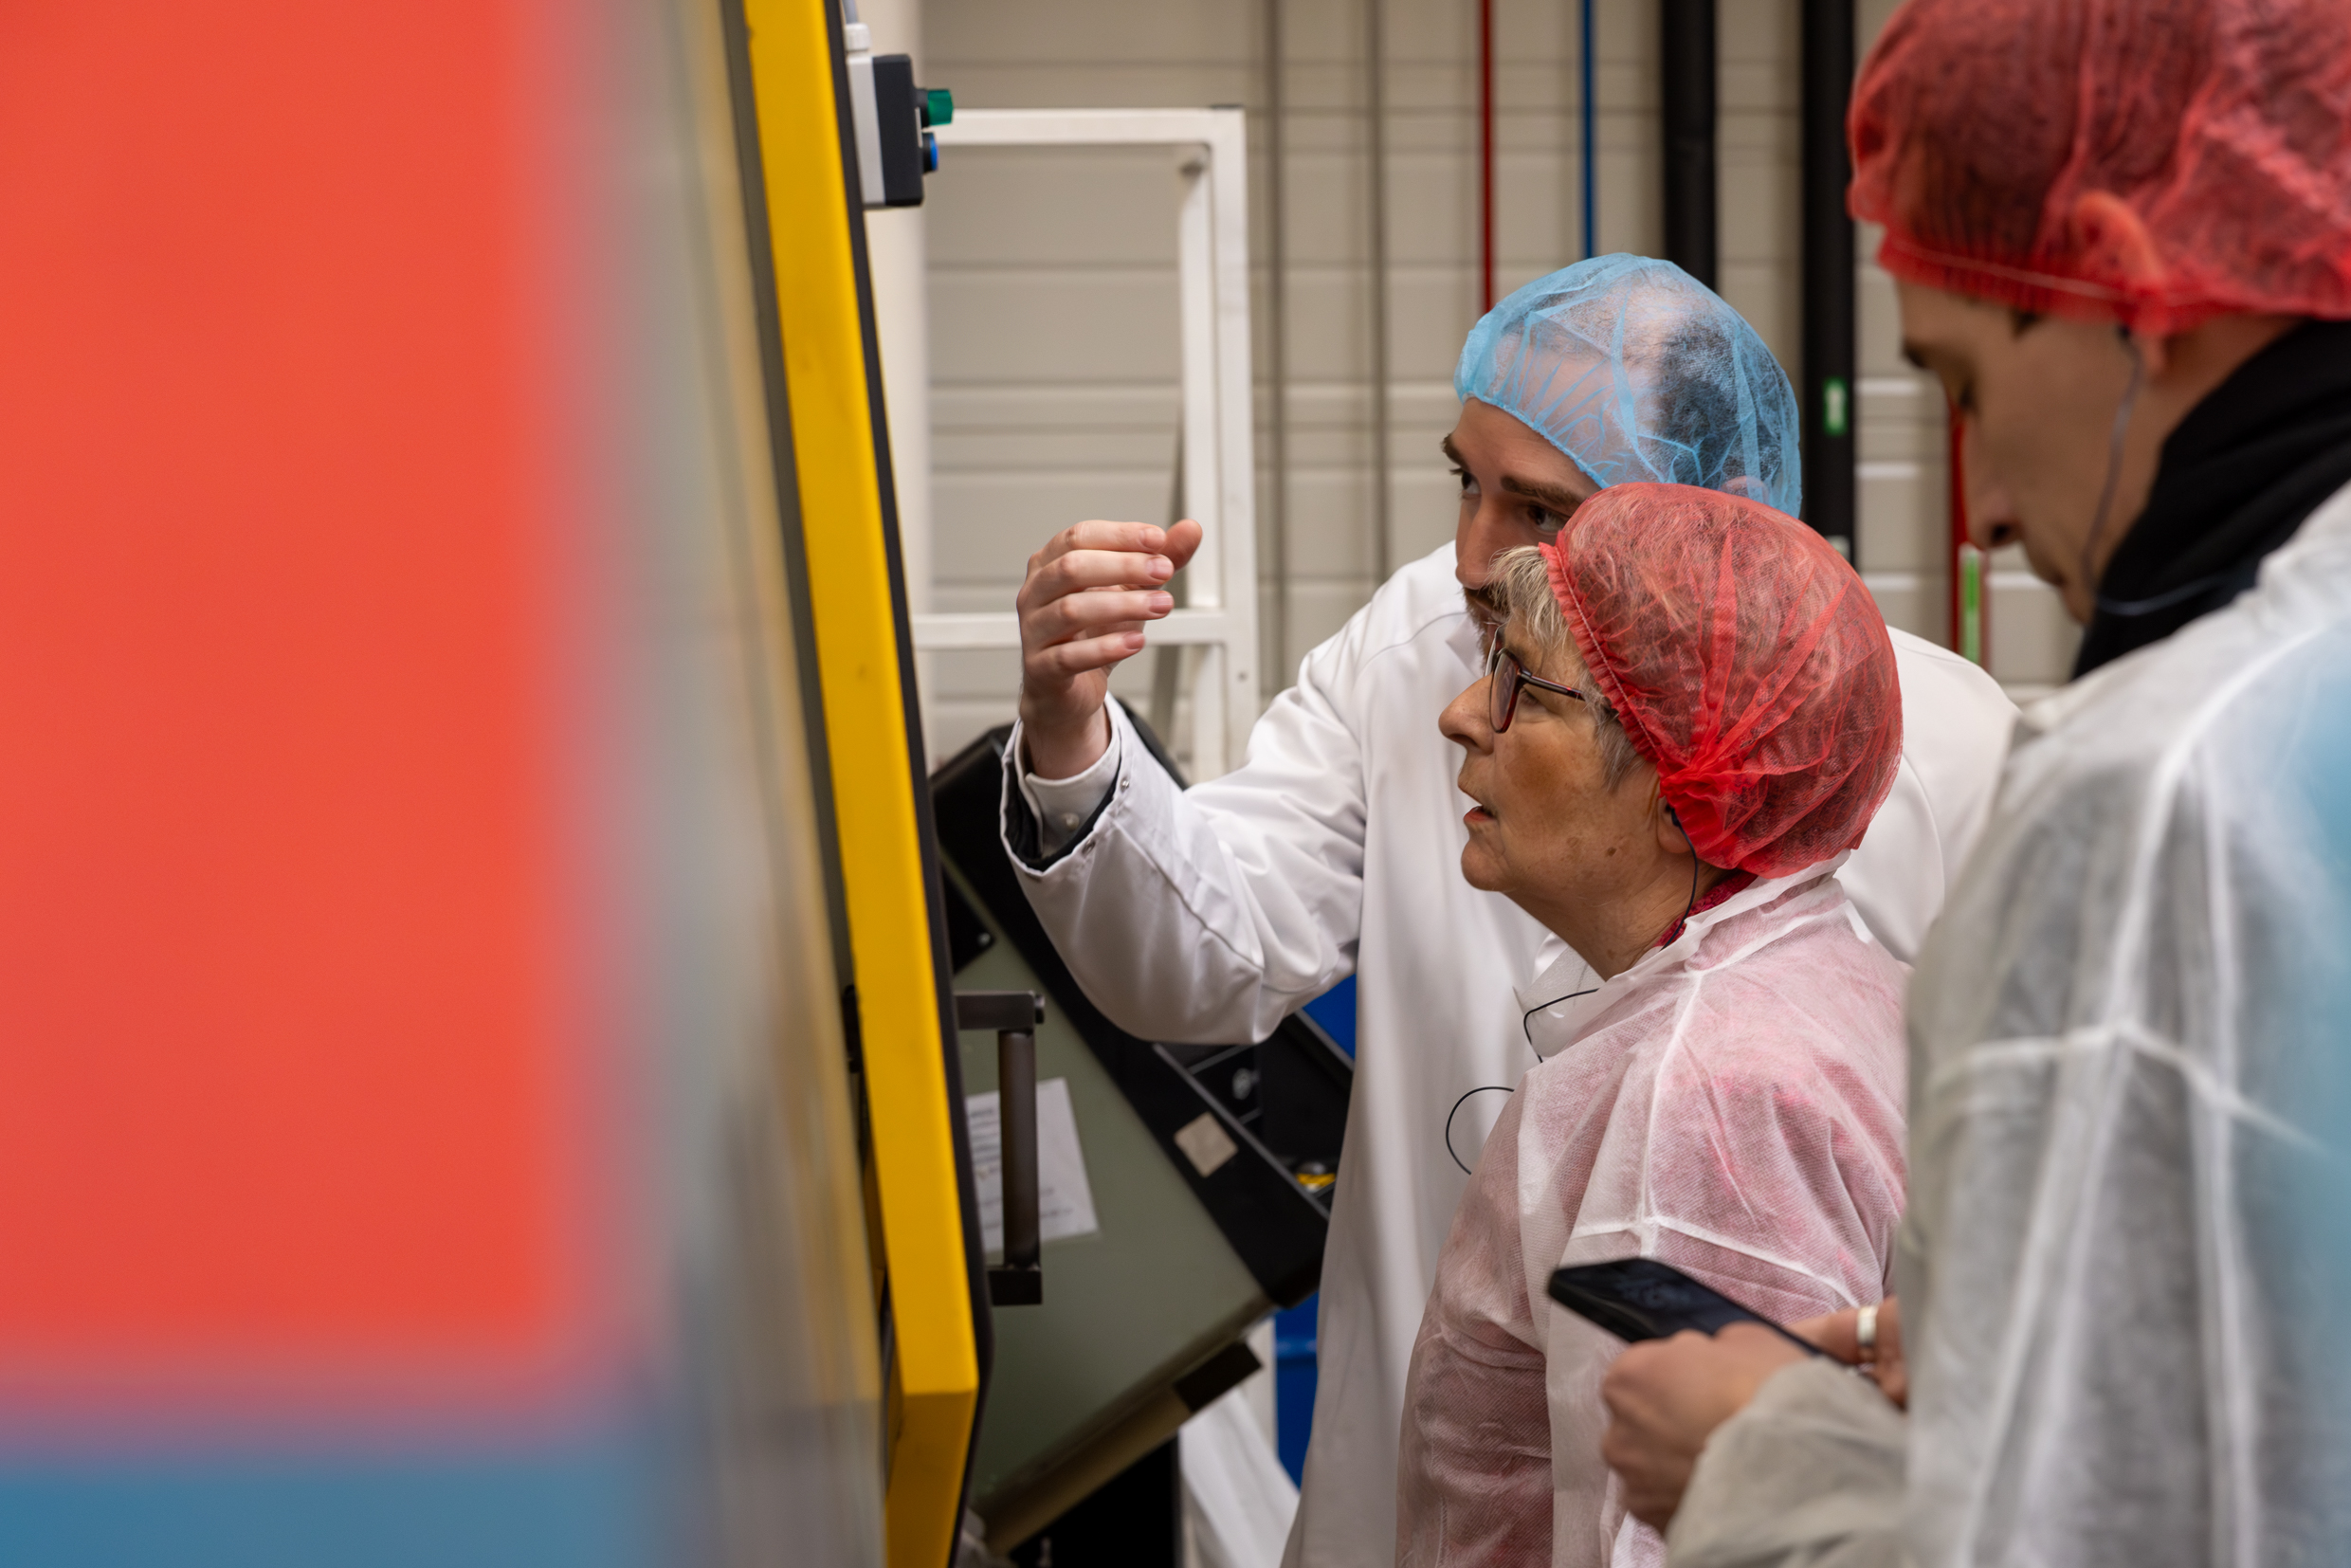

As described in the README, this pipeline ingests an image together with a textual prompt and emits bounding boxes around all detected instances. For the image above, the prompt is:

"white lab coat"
[999,541,2016,1568]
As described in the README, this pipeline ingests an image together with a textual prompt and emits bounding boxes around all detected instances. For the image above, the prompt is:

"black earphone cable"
[1476,811,1704,1176]
[1522,983,1597,1059]
[1660,802,1700,946]
[1444,1085,1516,1175]
[2079,327,2147,598]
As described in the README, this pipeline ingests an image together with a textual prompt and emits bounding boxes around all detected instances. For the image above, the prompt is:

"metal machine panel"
[929,724,1350,1552]
[949,903,1267,1542]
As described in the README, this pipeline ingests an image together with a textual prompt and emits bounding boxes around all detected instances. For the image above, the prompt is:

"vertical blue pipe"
[1273,1297,1320,1484]
[1275,977,1361,1483]
[1580,0,1596,257]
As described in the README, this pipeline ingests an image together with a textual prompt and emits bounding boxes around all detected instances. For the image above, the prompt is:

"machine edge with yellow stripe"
[726,2,987,1563]
[724,1,1351,1559]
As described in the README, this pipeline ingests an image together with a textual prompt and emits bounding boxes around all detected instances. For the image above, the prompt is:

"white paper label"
[965,1077,1100,1257]
[1174,1111,1239,1177]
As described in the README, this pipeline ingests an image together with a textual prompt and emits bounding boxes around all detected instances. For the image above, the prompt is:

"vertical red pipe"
[1479,0,1495,311]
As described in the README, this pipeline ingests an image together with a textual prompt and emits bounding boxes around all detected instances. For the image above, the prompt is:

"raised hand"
[1015,517,1204,777]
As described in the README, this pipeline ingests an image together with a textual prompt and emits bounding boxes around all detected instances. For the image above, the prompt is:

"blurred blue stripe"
[0,1429,654,1568]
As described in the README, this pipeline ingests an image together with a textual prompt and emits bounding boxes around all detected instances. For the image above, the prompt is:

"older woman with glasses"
[1395,483,1912,1568]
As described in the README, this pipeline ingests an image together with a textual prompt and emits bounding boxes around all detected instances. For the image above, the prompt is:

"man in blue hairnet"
[1001,256,2015,1567]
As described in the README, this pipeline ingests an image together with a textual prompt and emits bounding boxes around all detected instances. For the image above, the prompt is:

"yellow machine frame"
[736,3,985,1565]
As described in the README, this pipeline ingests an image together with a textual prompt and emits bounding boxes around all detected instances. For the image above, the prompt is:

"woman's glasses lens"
[1488,647,1523,732]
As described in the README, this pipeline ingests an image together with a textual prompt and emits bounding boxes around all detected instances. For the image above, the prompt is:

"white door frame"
[917,107,1259,778]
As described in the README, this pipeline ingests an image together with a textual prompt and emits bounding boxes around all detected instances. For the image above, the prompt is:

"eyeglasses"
[1485,642,1586,732]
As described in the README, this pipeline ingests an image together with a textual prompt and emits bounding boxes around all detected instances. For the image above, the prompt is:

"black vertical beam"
[1660,0,1717,288]
[1802,0,1856,558]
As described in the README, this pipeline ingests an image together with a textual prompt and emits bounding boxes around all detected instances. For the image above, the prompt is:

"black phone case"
[1546,1258,1825,1356]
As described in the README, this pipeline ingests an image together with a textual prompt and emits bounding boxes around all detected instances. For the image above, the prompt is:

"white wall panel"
[905,0,2069,764]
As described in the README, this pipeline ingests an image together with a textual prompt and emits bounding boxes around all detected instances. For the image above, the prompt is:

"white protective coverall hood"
[1896,480,2351,1565]
[999,543,2016,1568]
[1395,864,1909,1568]
[1665,482,2351,1568]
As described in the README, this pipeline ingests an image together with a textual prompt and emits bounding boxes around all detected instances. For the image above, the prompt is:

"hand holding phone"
[1547,1258,1825,1356]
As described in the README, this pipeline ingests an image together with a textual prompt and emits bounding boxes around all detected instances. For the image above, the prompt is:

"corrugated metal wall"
[907,0,2075,760]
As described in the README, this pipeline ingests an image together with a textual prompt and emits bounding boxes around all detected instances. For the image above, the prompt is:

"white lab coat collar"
[1512,850,1858,1061]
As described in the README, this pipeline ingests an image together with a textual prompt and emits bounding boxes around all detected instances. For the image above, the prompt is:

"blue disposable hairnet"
[1454,255,1803,517]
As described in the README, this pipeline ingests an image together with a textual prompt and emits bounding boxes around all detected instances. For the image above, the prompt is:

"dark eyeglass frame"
[1485,642,1586,733]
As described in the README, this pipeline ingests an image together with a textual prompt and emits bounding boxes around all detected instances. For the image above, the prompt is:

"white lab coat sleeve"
[1017,724,1123,859]
[1885,631,2013,873]
[1839,632,2017,963]
[1665,1359,1909,1568]
[1000,639,1372,1046]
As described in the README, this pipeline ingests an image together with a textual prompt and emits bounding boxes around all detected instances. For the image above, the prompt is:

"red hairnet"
[1540,484,1900,879]
[1849,0,2351,334]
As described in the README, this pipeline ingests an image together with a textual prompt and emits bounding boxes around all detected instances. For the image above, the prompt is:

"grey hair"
[1490,545,1647,791]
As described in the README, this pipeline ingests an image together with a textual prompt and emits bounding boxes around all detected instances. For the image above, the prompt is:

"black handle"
[996,1022,1039,1284]
[956,991,1047,1306]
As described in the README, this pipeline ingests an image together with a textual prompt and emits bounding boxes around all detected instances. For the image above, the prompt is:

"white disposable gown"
[999,541,2016,1568]
[1668,483,2351,1568]
[1395,866,1910,1568]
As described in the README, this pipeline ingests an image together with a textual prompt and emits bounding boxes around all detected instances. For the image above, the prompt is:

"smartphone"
[1546,1258,1825,1357]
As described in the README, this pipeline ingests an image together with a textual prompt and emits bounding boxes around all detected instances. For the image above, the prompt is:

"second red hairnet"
[1849,0,2351,333]
[1540,483,1900,879]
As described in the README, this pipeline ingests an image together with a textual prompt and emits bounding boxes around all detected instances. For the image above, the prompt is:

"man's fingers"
[1621,1482,1685,1533]
[1029,588,1175,646]
[1874,1296,1904,1360]
[1600,1368,1697,1534]
[1030,519,1171,574]
[1599,1335,1705,1425]
[1022,547,1176,611]
[1865,1298,1907,1409]
[1711,1322,1809,1378]
[1598,1419,1643,1472]
[1600,1340,1668,1416]
[1161,518,1207,574]
[1790,1308,1859,1362]
[1027,629,1148,681]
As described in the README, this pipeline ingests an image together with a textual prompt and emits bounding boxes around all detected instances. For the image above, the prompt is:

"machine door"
[930,721,1351,1554]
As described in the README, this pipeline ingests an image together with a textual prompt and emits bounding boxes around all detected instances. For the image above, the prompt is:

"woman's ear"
[1650,790,1690,857]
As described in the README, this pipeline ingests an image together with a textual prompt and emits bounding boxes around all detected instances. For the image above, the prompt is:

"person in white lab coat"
[1002,257,2016,1568]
